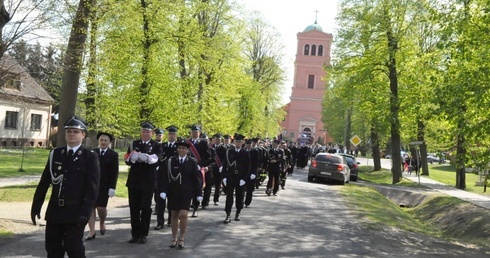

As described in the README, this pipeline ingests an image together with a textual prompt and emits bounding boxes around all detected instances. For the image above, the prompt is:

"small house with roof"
[0,55,54,147]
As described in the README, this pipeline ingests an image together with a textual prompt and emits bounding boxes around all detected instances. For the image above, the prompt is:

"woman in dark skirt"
[158,139,202,249]
[85,132,119,240]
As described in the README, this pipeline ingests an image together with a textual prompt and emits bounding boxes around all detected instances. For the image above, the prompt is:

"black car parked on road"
[338,153,360,182]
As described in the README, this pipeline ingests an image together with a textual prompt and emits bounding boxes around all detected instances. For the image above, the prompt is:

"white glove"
[160,192,166,200]
[138,153,149,162]
[239,179,246,186]
[130,152,139,163]
[108,188,115,197]
[222,178,227,186]
[219,166,223,173]
[196,196,203,202]
[250,174,256,180]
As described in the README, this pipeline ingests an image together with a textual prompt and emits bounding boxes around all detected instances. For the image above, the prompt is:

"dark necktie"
[68,149,74,156]
[179,158,183,164]
[101,150,105,156]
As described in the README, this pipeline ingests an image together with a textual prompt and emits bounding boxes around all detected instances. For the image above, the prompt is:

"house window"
[318,45,324,56]
[311,45,317,56]
[5,111,18,129]
[2,73,21,90]
[31,114,42,130]
[304,44,310,55]
[307,75,315,89]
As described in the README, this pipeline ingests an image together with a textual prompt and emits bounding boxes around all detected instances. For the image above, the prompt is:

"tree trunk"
[455,110,466,189]
[386,25,402,184]
[0,0,12,57]
[370,126,381,171]
[56,0,96,146]
[344,107,352,152]
[84,6,98,148]
[139,0,152,121]
[418,120,429,176]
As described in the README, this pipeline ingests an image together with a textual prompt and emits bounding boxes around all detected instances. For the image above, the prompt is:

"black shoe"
[100,228,106,236]
[166,223,171,227]
[245,205,249,208]
[266,189,271,196]
[154,224,164,230]
[234,214,240,221]
[191,210,198,217]
[281,187,285,190]
[178,239,185,249]
[273,193,277,196]
[169,240,177,248]
[84,233,96,241]
[223,215,231,224]
[128,237,139,243]
[139,236,147,244]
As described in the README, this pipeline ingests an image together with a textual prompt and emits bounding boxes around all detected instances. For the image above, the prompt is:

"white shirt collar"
[68,144,82,153]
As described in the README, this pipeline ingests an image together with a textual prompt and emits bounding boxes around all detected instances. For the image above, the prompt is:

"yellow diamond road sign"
[350,135,362,146]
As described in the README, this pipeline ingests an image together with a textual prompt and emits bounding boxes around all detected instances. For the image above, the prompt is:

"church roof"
[303,21,323,32]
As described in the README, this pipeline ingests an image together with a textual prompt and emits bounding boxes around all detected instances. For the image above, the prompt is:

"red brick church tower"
[281,19,334,144]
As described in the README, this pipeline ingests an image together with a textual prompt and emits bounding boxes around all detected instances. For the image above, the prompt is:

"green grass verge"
[358,165,423,187]
[0,149,50,177]
[339,185,442,236]
[0,172,129,202]
[427,164,490,195]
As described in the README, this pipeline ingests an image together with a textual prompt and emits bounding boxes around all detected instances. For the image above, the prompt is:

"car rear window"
[344,156,354,164]
[316,155,342,163]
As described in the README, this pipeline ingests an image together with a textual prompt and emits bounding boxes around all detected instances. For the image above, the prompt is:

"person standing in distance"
[158,139,203,249]
[124,121,163,244]
[85,132,119,240]
[31,115,100,257]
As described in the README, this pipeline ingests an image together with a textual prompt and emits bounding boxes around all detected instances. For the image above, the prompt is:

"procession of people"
[30,115,324,257]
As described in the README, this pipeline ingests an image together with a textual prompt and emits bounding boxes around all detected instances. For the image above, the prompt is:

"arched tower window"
[311,44,317,56]
[318,45,324,56]
[304,44,310,55]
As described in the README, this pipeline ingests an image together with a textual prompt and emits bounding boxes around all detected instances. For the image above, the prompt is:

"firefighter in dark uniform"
[31,115,100,258]
[266,139,285,196]
[222,133,250,223]
[187,125,213,218]
[211,133,227,205]
[280,141,293,190]
[200,133,216,209]
[288,142,297,175]
[124,121,163,244]
[244,138,259,207]
[152,128,164,226]
[256,139,268,189]
[154,126,179,230]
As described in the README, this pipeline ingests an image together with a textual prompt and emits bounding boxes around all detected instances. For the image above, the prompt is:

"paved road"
[1,168,489,257]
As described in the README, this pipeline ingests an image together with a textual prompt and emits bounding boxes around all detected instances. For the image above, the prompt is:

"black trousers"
[128,187,153,238]
[213,173,222,203]
[45,221,86,258]
[224,183,244,215]
[280,171,287,188]
[202,178,213,207]
[154,190,166,225]
[244,179,255,206]
[267,170,280,194]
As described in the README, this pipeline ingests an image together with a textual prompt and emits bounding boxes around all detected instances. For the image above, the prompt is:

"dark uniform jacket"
[95,148,119,191]
[125,139,163,189]
[222,148,251,186]
[249,147,260,179]
[31,146,100,224]
[267,148,285,173]
[159,156,202,198]
[161,141,178,162]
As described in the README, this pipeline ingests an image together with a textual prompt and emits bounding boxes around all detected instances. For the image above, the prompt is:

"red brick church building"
[281,20,334,144]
